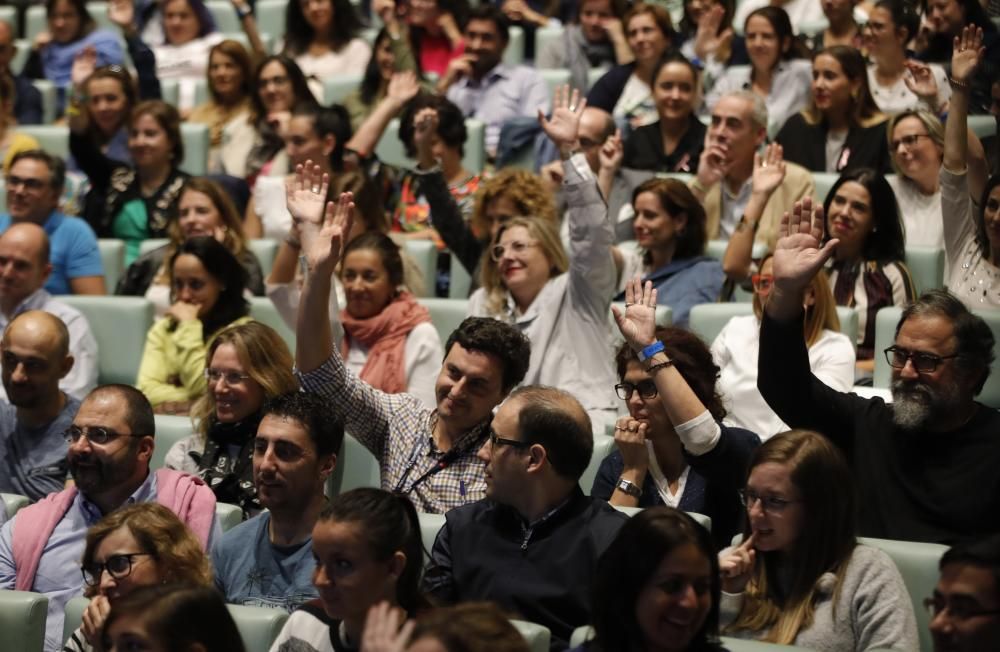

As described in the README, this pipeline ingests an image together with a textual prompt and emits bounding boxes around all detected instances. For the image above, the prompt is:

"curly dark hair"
[445,317,531,393]
[283,0,364,56]
[262,391,344,458]
[398,92,467,158]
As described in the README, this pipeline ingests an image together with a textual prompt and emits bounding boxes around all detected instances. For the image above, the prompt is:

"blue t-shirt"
[0,213,104,295]
[212,512,318,612]
[0,395,80,501]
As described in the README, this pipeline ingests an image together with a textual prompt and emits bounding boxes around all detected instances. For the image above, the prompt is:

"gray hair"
[722,90,769,132]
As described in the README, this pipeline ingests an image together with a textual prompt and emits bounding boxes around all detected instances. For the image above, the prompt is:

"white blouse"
[888,174,944,249]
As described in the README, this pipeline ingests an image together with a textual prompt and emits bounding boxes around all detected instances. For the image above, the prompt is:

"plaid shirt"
[297,354,488,513]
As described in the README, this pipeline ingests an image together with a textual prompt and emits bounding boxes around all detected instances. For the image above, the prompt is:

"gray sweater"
[720,544,919,651]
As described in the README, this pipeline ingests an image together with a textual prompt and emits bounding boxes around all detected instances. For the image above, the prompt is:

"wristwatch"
[616,477,642,498]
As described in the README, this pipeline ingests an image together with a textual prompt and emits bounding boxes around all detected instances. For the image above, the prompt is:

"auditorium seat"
[404,239,437,298]
[217,502,243,532]
[0,589,48,652]
[689,302,858,350]
[248,296,296,352]
[228,604,290,652]
[580,434,615,494]
[510,619,551,652]
[98,239,125,292]
[417,298,469,343]
[904,246,945,295]
[1,493,29,520]
[248,238,279,277]
[59,295,154,385]
[150,414,196,470]
[323,74,365,105]
[326,434,381,497]
[375,118,486,174]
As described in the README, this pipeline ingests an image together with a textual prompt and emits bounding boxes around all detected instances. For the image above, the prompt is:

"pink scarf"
[340,292,432,395]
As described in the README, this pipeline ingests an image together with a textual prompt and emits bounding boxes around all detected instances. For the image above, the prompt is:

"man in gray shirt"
[0,310,80,500]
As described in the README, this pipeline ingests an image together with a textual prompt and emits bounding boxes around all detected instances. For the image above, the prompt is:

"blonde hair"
[470,169,558,239]
[479,216,568,316]
[753,255,840,348]
[886,109,944,177]
[190,321,298,441]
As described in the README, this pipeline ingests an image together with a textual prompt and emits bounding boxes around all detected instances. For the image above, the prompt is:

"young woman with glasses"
[718,429,919,648]
[63,503,213,652]
[592,277,760,549]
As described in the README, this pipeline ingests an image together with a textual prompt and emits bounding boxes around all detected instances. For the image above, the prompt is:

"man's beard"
[68,450,136,496]
[891,378,962,430]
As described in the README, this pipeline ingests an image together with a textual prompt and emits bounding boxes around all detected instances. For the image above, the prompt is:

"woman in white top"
[939,26,997,309]
[886,109,946,248]
[863,0,950,115]
[705,6,812,134]
[713,255,855,440]
[282,0,372,101]
[469,87,619,431]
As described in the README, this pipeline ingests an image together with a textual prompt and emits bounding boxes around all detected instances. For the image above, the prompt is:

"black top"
[775,113,892,175]
[758,310,1000,545]
[623,115,706,174]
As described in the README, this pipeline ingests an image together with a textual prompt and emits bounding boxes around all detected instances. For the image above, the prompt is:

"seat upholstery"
[59,296,154,385]
[0,589,49,652]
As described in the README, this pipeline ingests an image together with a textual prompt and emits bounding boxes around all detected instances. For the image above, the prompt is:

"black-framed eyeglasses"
[923,596,1000,621]
[205,368,251,386]
[82,553,155,586]
[63,426,145,446]
[884,346,959,373]
[615,380,658,400]
[488,430,531,451]
[890,134,932,151]
[741,489,800,513]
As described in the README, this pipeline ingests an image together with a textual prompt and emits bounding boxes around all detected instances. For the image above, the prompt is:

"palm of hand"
[288,187,327,228]
[773,232,826,279]
[621,305,656,347]
[754,165,782,193]
[543,109,580,144]
[952,50,980,81]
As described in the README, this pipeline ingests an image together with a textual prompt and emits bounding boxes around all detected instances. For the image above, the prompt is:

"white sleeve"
[809,330,856,392]
[60,311,99,400]
[404,323,445,409]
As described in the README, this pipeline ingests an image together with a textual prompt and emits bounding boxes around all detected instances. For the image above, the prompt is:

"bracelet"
[637,340,665,362]
[949,76,969,91]
[233,3,252,20]
[646,359,674,375]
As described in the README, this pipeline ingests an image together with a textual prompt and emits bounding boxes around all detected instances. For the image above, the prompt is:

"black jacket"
[775,113,892,175]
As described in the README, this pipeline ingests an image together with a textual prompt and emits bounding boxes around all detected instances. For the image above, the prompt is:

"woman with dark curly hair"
[283,0,372,100]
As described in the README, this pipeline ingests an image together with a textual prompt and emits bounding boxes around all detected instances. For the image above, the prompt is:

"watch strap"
[616,477,642,498]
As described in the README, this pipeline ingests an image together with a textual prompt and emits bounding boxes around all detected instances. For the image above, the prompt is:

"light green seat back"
[59,296,154,385]
[98,239,125,292]
[87,2,113,30]
[256,0,288,40]
[609,505,713,531]
[150,414,196,470]
[1,493,29,520]
[0,7,16,36]
[403,239,437,298]
[835,305,859,351]
[326,434,381,497]
[138,238,169,258]
[502,26,525,66]
[704,239,768,262]
[904,246,945,295]
[813,172,839,203]
[417,297,469,344]
[510,619,551,652]
[540,69,571,97]
[580,434,615,494]
[375,118,486,173]
[248,238,279,278]
[323,74,366,105]
[586,66,610,91]
[417,511,446,562]
[534,26,564,66]
[720,637,814,650]
[32,80,57,125]
[247,297,296,352]
[859,537,947,652]
[206,0,243,32]
[227,603,289,652]
[570,625,594,647]
[180,123,210,176]
[63,596,90,644]
[17,125,70,159]
[968,115,996,141]
[11,39,30,75]
[160,78,180,107]
[689,303,753,346]
[217,502,243,532]
[873,306,903,389]
[448,253,473,298]
[0,589,48,652]
[25,6,46,41]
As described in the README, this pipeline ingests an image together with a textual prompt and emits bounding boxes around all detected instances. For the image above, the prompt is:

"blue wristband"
[637,340,664,362]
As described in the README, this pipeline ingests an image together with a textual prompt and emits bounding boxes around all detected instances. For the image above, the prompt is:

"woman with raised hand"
[469,85,619,431]
[676,0,747,95]
[718,430,918,649]
[939,25,998,310]
[593,277,759,548]
[342,30,420,132]
[63,503,213,652]
[283,0,372,100]
[373,0,467,78]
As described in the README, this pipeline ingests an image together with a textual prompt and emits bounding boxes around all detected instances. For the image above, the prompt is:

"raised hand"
[719,532,757,594]
[372,0,397,25]
[951,25,984,84]
[598,128,624,172]
[360,602,414,652]
[286,161,330,228]
[70,46,98,88]
[108,0,135,30]
[902,60,939,101]
[386,71,420,105]
[751,143,786,197]
[772,197,838,296]
[413,107,439,167]
[693,4,733,60]
[538,84,586,156]
[612,277,658,353]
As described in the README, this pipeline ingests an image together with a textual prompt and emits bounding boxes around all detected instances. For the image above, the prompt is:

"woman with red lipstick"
[718,430,918,648]
[164,321,297,515]
[776,46,892,174]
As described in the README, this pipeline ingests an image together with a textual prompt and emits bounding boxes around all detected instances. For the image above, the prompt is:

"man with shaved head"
[0,20,42,125]
[0,310,79,500]
[0,223,98,400]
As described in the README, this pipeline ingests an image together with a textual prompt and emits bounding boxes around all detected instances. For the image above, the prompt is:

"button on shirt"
[446,63,551,155]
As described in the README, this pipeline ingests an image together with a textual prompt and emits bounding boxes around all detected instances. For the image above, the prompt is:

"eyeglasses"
[490,240,539,262]
[923,596,1000,621]
[205,368,251,386]
[751,274,774,294]
[488,429,531,450]
[890,134,932,151]
[82,553,155,586]
[614,380,658,400]
[63,426,144,446]
[741,489,800,513]
[884,346,958,373]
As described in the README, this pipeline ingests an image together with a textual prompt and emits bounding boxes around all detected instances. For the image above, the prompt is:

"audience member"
[270,488,429,651]
[187,40,255,175]
[0,384,218,652]
[101,583,245,652]
[0,76,41,172]
[594,281,759,548]
[1,151,105,295]
[65,62,146,173]
[804,0,863,50]
[0,225,98,400]
[536,0,632,94]
[713,254,854,438]
[117,177,264,312]
[577,507,726,652]
[0,311,81,500]
[617,178,723,327]
[705,7,812,135]
[293,166,530,512]
[586,2,674,128]
[623,53,705,174]
[425,385,628,650]
[213,392,341,611]
[887,109,947,248]
[676,0,749,93]
[0,20,42,125]
[361,602,530,652]
[342,31,414,132]
[718,430,919,648]
[733,0,825,32]
[136,237,252,414]
[70,99,189,265]
[757,198,1000,544]
[929,534,1000,652]
[939,26,998,310]
[440,5,549,157]
[776,45,892,174]
[63,503,213,652]
[690,92,813,247]
[373,0,467,78]
[165,321,298,513]
[282,0,371,101]
[470,87,619,429]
